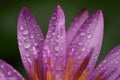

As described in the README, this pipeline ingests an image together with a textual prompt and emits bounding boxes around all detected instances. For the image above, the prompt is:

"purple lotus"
[0,5,120,80]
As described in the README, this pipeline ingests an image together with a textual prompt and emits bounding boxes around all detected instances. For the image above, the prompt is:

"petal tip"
[55,5,64,14]
[94,9,104,18]
[20,6,30,14]
[18,6,33,19]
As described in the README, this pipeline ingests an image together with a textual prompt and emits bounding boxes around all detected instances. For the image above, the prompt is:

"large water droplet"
[20,26,24,30]
[54,46,59,51]
[7,71,12,75]
[18,41,22,45]
[81,47,86,52]
[52,32,56,36]
[80,32,86,36]
[52,16,56,20]
[78,42,83,46]
[34,42,38,46]
[24,43,31,49]
[22,30,29,35]
[87,34,92,39]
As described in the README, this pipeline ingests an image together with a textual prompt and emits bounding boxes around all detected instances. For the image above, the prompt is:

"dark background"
[0,0,120,79]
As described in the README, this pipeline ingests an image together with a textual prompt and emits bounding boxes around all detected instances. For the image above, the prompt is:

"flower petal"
[90,45,120,80]
[0,59,25,80]
[17,7,44,78]
[67,10,104,78]
[43,5,66,80]
[67,9,89,47]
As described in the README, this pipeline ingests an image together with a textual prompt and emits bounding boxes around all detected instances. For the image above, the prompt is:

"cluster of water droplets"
[42,6,66,80]
[18,12,44,73]
[0,60,23,80]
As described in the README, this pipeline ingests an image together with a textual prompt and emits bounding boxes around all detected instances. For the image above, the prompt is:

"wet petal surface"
[67,10,104,79]
[0,59,25,80]
[17,7,44,78]
[67,9,89,48]
[90,45,120,80]
[43,5,66,80]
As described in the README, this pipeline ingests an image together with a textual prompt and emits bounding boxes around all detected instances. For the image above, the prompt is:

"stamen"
[46,67,52,80]
[29,59,42,80]
[73,55,90,80]
[46,58,52,80]
[78,70,88,80]
[73,49,93,80]
[95,73,102,80]
[64,57,73,80]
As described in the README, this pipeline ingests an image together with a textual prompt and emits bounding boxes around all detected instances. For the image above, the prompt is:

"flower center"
[29,59,42,80]
[29,54,102,80]
[64,56,89,80]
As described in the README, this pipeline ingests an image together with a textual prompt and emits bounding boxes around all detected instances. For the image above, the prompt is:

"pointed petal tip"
[56,5,61,9]
[55,5,64,14]
[18,6,33,19]
[20,6,30,13]
[49,4,65,26]
[94,9,104,18]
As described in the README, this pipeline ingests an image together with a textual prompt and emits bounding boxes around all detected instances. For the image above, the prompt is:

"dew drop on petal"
[22,30,29,35]
[81,47,86,52]
[80,32,86,36]
[54,46,59,51]
[87,34,92,39]
[78,42,83,46]
[20,26,24,30]
[34,42,38,46]
[30,34,34,39]
[24,43,31,49]
[7,71,12,75]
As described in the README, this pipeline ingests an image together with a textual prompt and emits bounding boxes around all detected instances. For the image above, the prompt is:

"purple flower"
[0,5,120,80]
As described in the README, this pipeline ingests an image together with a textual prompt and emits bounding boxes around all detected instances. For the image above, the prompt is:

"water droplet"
[26,52,30,57]
[81,47,86,52]
[52,17,56,20]
[78,42,83,46]
[37,34,40,36]
[24,43,31,49]
[75,23,78,26]
[30,34,34,39]
[33,25,36,27]
[22,30,29,35]
[52,32,56,36]
[77,55,81,60]
[54,22,58,26]
[87,34,92,39]
[7,71,12,75]
[55,46,59,51]
[1,64,4,68]
[20,26,24,30]
[80,32,86,36]
[34,42,38,46]
[26,16,30,20]
[18,41,22,45]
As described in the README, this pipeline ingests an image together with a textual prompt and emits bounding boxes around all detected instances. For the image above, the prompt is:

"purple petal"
[67,9,89,48]
[43,5,66,80]
[17,7,44,78]
[89,45,120,80]
[0,59,25,80]
[67,10,104,78]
